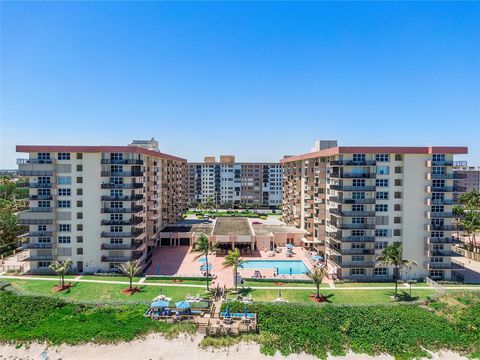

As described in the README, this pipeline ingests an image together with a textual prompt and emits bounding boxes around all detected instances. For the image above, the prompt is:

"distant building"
[187,156,282,207]
[281,140,468,281]
[453,163,480,201]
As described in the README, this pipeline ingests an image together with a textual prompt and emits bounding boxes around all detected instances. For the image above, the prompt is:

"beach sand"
[0,334,469,360]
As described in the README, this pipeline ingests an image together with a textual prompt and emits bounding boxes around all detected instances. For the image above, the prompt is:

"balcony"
[100,194,144,201]
[428,186,455,193]
[428,173,456,180]
[29,268,55,275]
[101,253,144,262]
[330,185,376,192]
[427,250,461,257]
[18,253,54,261]
[428,212,455,218]
[327,232,376,242]
[339,248,375,255]
[330,160,376,166]
[29,231,53,237]
[330,209,376,217]
[101,217,144,226]
[100,230,144,238]
[328,258,375,268]
[23,242,53,249]
[18,218,53,225]
[101,171,144,177]
[29,195,53,201]
[426,262,464,270]
[19,158,53,164]
[427,224,454,231]
[329,196,375,204]
[101,183,143,189]
[426,237,461,244]
[101,206,143,214]
[329,173,376,179]
[427,198,456,206]
[101,159,144,165]
[19,170,53,176]
[101,242,145,250]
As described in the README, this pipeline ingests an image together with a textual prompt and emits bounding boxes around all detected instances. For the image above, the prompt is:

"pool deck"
[146,246,315,288]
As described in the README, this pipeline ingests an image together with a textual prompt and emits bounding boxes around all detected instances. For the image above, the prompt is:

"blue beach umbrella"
[200,264,212,271]
[198,258,207,263]
[286,243,294,249]
[151,300,169,308]
[175,301,191,309]
[225,306,231,318]
[312,255,323,261]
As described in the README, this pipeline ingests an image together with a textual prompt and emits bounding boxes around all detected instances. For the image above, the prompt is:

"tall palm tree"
[49,259,73,289]
[118,260,142,291]
[192,233,219,290]
[461,212,480,252]
[376,244,416,299]
[452,205,465,239]
[306,267,327,300]
[223,248,245,290]
[459,190,480,210]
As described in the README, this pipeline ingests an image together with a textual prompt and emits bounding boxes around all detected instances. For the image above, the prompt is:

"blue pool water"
[241,260,308,275]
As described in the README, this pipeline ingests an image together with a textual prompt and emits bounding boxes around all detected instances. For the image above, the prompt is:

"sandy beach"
[0,334,469,360]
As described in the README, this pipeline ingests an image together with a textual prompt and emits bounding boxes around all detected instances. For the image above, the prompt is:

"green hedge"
[221,295,480,359]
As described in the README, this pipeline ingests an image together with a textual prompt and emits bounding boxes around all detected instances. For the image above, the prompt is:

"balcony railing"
[426,237,461,244]
[18,219,53,225]
[331,222,376,230]
[100,159,144,165]
[19,170,53,176]
[330,160,376,166]
[328,258,376,268]
[101,217,144,226]
[329,173,376,179]
[21,158,53,164]
[426,262,464,270]
[429,199,456,205]
[23,243,53,249]
[101,183,143,189]
[427,224,454,231]
[101,206,143,214]
[28,183,53,188]
[29,231,53,237]
[429,212,454,218]
[430,186,455,192]
[100,195,144,201]
[340,236,376,243]
[101,253,144,262]
[330,209,376,217]
[29,195,53,201]
[100,242,144,250]
[329,196,376,204]
[339,249,375,255]
[101,171,144,177]
[19,254,54,262]
[427,250,461,257]
[429,173,456,180]
[100,231,143,238]
[330,185,376,192]
[29,207,53,213]
[428,160,454,167]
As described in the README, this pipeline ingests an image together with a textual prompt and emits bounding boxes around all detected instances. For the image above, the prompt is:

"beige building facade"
[281,141,468,281]
[16,140,187,274]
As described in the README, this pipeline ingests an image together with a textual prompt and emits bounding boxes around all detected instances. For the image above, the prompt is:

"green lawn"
[144,278,207,286]
[80,275,142,282]
[334,282,432,288]
[9,280,206,304]
[243,281,328,288]
[249,288,439,304]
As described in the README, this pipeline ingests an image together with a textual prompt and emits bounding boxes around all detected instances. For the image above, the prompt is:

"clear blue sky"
[1,1,479,168]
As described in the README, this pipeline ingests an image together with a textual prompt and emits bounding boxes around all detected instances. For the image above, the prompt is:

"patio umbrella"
[225,306,231,318]
[175,301,191,309]
[151,300,169,309]
[286,243,294,249]
[312,255,323,261]
[198,258,207,263]
[200,264,212,271]
[244,306,248,317]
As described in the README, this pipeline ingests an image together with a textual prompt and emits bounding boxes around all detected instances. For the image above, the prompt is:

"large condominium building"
[187,156,282,207]
[453,162,480,201]
[16,139,187,275]
[281,140,468,281]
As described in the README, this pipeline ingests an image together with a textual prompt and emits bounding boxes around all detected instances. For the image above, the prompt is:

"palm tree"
[376,244,416,299]
[306,267,327,300]
[452,205,464,239]
[49,259,73,289]
[192,233,219,290]
[118,260,142,291]
[223,248,245,290]
[461,212,480,252]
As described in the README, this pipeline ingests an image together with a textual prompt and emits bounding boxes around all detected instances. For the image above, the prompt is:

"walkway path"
[1,274,480,291]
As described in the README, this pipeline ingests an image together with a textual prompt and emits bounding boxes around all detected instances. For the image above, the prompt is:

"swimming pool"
[241,260,309,275]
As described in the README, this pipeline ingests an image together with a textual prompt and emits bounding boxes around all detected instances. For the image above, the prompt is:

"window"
[77,224,83,231]
[59,224,71,232]
[110,201,123,209]
[432,167,446,175]
[375,229,389,237]
[433,154,445,162]
[110,214,123,221]
[351,269,365,275]
[376,191,388,200]
[38,225,47,231]
[394,179,403,186]
[38,261,51,268]
[394,217,402,224]
[77,236,83,243]
[57,176,71,185]
[38,200,51,208]
[58,236,71,244]
[110,238,123,244]
[110,153,123,161]
[76,165,83,171]
[376,154,389,162]
[429,270,444,278]
[58,188,71,196]
[352,204,364,212]
[110,177,123,185]
[77,248,83,255]
[38,237,51,243]
[376,179,389,187]
[109,263,121,270]
[394,191,402,199]
[77,188,83,196]
[351,243,365,249]
[394,204,402,211]
[76,153,83,159]
[76,177,83,184]
[58,200,71,208]
[394,229,402,236]
[352,179,365,187]
[395,154,403,161]
[375,204,388,212]
[351,230,365,237]
[394,167,403,174]
[374,268,388,276]
[353,154,366,162]
[352,217,365,224]
[76,200,83,207]
[352,192,365,199]
[376,166,389,175]
[375,241,388,249]
[58,153,70,160]
[77,212,83,219]
[38,177,51,184]
[110,225,123,233]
